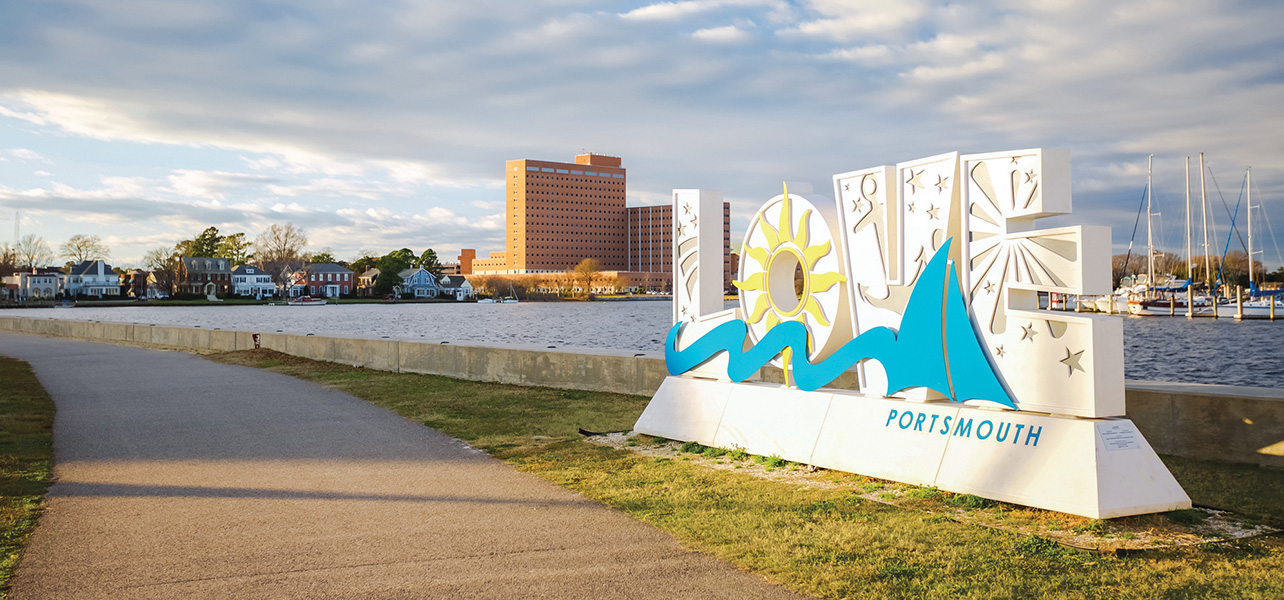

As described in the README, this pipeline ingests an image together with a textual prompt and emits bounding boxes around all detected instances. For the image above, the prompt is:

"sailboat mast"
[1201,152,1211,293]
[1147,154,1155,295]
[1248,167,1254,289]
[1185,157,1192,280]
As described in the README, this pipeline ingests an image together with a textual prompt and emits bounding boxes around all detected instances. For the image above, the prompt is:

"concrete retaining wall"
[1126,381,1284,468]
[2,315,1280,467]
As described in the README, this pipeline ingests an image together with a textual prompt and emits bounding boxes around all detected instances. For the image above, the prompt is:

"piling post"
[1187,286,1194,319]
[1169,296,1175,316]
[1237,286,1243,320]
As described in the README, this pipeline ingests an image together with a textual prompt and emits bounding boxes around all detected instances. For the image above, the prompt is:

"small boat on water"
[54,301,75,309]
[286,296,327,306]
[477,298,498,304]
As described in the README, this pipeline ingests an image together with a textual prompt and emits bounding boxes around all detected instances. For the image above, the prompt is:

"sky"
[1,0,1282,269]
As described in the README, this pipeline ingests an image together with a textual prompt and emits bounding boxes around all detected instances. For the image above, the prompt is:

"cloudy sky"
[2,0,1282,269]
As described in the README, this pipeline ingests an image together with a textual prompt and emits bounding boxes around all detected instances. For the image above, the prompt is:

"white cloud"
[692,25,751,43]
[167,170,276,198]
[622,0,780,21]
[8,148,50,162]
[779,0,930,41]
[33,170,51,176]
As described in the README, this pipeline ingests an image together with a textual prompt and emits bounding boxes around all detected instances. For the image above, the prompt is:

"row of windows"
[307,273,351,282]
[524,166,626,179]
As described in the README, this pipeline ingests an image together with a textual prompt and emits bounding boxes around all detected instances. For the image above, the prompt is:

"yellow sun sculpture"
[734,184,848,384]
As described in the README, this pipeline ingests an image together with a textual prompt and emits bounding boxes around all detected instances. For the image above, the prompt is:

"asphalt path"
[0,333,806,599]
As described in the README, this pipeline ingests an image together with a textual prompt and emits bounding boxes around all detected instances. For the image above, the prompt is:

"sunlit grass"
[0,358,55,600]
[209,349,1284,599]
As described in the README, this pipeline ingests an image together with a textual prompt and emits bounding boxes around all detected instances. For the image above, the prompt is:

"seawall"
[1,314,1279,469]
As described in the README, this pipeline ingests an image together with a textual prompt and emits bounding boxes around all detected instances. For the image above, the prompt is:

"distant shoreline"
[1,295,677,308]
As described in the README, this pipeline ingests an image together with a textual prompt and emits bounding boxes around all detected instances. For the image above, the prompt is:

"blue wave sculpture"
[665,238,1016,408]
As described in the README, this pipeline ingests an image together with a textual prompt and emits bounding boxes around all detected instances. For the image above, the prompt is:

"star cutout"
[1020,323,1038,341]
[906,169,925,193]
[1060,347,1086,376]
[983,281,996,294]
[844,182,851,191]
[682,203,692,214]
[690,215,698,227]
[1010,155,1021,164]
[677,222,687,236]
[935,174,950,193]
[1024,169,1037,184]
[907,202,916,213]
[850,198,869,216]
[994,345,1006,357]
[680,305,689,316]
[926,204,940,220]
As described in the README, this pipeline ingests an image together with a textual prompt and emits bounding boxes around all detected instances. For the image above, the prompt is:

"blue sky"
[2,0,1282,268]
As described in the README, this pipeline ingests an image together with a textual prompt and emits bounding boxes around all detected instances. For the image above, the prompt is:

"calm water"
[15,302,1284,388]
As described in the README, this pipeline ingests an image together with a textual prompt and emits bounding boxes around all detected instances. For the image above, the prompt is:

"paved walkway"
[0,333,805,599]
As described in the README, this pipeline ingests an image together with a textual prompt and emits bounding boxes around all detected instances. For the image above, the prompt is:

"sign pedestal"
[637,376,1190,519]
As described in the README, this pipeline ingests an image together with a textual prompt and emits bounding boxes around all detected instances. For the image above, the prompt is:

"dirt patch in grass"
[208,349,1284,600]
[0,358,55,599]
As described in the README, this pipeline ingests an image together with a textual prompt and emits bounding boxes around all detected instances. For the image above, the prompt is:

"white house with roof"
[3,269,64,301]
[396,267,439,298]
[438,275,474,301]
[67,260,119,297]
[231,265,277,298]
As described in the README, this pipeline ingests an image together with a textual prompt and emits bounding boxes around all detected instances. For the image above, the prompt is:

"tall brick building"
[473,154,731,290]
[627,203,732,289]
[474,154,627,274]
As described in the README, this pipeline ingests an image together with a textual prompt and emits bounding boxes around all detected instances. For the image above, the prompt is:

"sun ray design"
[734,183,848,380]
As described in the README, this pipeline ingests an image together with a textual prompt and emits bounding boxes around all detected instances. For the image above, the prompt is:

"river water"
[13,301,1284,388]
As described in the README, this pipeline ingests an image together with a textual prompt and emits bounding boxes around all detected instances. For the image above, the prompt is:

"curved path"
[0,333,805,599]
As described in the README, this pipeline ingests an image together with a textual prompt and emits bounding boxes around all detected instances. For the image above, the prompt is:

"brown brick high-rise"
[474,154,627,274]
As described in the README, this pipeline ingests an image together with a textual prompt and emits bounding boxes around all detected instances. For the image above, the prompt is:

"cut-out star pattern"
[1020,323,1037,341]
[995,345,1005,357]
[1060,347,1086,376]
[926,204,940,220]
[983,281,996,294]
[906,169,925,193]
[935,174,950,192]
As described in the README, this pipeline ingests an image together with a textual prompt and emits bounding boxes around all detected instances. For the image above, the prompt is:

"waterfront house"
[231,265,276,298]
[438,275,474,301]
[67,260,120,298]
[396,267,439,298]
[145,272,170,299]
[180,257,232,296]
[357,268,380,297]
[3,268,64,301]
[289,263,353,298]
[119,269,149,298]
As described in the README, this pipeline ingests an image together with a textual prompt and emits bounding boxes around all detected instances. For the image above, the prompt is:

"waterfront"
[14,302,1284,388]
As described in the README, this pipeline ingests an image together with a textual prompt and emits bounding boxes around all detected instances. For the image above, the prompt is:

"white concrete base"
[636,376,1191,519]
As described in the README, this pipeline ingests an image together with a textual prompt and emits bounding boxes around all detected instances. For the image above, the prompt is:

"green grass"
[208,349,1284,599]
[0,358,55,599]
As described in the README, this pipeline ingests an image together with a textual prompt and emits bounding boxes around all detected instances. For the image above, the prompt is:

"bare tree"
[0,243,16,275]
[60,234,111,263]
[143,247,182,296]
[254,222,308,263]
[573,258,600,297]
[15,235,53,270]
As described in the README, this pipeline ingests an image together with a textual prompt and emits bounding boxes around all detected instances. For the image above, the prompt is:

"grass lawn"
[209,349,1284,599]
[0,359,55,599]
